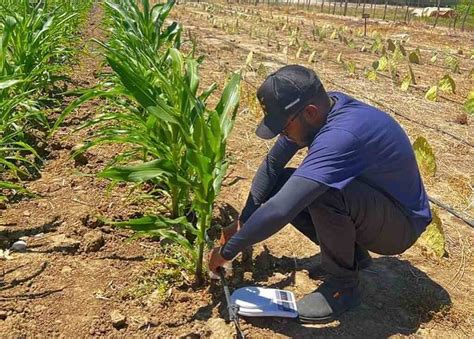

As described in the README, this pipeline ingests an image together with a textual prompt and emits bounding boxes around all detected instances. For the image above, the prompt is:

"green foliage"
[464,91,474,115]
[344,60,356,76]
[400,75,411,91]
[370,32,383,53]
[438,74,456,94]
[387,39,396,52]
[425,86,438,102]
[120,244,192,301]
[376,55,388,71]
[0,0,92,201]
[413,136,437,178]
[417,209,446,258]
[409,51,421,64]
[365,69,377,81]
[445,55,460,73]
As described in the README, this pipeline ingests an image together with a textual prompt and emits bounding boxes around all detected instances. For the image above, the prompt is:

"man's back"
[294,92,432,235]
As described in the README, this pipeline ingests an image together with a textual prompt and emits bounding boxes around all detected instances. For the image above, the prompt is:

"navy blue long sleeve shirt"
[220,136,328,260]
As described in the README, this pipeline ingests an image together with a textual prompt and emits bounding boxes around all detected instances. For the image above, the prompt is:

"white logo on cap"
[284,98,301,110]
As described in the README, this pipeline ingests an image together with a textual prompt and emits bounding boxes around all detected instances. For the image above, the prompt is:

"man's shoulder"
[310,127,361,152]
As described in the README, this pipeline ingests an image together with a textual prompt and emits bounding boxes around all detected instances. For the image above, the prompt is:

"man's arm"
[221,176,328,260]
[240,135,301,223]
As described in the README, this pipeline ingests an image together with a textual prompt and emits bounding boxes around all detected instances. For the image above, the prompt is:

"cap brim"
[255,119,279,139]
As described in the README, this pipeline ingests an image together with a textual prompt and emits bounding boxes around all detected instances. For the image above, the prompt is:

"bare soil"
[0,2,472,337]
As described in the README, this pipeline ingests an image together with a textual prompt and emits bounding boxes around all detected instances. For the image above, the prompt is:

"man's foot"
[297,280,361,324]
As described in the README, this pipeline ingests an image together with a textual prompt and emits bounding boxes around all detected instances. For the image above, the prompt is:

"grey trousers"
[271,168,419,285]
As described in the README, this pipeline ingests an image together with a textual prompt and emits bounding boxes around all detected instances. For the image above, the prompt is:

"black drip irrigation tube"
[429,197,474,228]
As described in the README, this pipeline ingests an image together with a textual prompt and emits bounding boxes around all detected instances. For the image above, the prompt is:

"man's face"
[280,107,321,147]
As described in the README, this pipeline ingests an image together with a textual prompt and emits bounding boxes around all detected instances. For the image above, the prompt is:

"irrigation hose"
[429,197,474,228]
[217,267,245,339]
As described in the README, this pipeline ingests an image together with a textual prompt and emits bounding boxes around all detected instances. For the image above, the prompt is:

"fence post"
[433,0,441,28]
[343,0,348,15]
[405,0,410,22]
[461,0,472,31]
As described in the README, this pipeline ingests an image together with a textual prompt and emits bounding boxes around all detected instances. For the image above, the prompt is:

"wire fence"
[184,0,473,31]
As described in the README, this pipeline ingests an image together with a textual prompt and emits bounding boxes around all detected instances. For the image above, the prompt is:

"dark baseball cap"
[255,65,322,139]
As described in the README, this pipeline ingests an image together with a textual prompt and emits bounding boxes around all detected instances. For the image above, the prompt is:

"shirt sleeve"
[221,176,328,260]
[239,135,300,223]
[293,129,365,190]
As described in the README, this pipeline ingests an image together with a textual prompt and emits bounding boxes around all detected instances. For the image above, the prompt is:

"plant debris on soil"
[1,2,473,337]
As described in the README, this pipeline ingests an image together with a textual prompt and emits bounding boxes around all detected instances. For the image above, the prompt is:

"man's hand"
[208,247,229,274]
[219,219,242,246]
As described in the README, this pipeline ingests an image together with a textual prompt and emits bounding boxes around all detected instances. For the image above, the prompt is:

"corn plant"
[55,0,241,283]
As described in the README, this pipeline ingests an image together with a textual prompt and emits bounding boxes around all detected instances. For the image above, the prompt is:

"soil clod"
[110,310,127,329]
[83,230,105,253]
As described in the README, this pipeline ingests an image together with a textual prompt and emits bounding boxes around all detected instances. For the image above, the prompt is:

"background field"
[0,1,472,337]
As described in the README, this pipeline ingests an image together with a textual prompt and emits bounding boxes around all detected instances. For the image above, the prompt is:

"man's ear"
[304,104,319,122]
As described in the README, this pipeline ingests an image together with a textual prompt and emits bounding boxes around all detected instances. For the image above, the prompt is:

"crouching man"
[208,65,431,323]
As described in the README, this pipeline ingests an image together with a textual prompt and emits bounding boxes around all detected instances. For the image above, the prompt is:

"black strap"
[218,268,245,339]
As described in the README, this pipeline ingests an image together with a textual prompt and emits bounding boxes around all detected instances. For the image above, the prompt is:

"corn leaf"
[99,159,188,184]
[0,79,23,90]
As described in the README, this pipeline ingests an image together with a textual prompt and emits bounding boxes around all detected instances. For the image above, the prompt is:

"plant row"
[0,0,93,201]
[185,2,473,113]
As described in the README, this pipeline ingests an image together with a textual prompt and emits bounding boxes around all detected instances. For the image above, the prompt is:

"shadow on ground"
[197,253,452,337]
